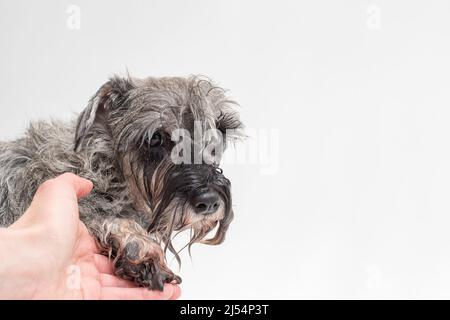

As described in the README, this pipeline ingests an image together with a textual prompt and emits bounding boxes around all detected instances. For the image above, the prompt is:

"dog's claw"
[173,275,182,284]
[145,269,181,291]
[150,274,165,291]
[113,244,179,291]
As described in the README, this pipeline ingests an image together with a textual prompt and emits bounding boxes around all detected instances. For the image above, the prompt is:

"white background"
[1,0,450,299]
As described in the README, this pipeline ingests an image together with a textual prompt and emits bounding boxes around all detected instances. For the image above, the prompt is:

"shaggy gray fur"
[0,75,243,290]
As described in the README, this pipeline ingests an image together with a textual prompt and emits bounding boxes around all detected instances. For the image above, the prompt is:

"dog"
[0,75,243,290]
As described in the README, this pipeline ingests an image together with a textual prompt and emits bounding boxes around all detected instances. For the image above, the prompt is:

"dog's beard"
[148,197,228,265]
[124,156,233,265]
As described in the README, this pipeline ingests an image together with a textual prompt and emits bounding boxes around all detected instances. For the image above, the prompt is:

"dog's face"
[74,76,243,256]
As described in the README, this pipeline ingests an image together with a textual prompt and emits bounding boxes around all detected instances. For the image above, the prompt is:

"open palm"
[3,173,180,300]
[62,221,180,299]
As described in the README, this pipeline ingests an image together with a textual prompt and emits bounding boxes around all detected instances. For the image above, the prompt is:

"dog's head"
[74,75,243,258]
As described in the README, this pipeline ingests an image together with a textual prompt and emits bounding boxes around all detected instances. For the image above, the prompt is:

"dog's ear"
[74,76,134,151]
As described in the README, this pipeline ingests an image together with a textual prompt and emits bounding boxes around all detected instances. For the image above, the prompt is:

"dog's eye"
[149,132,163,147]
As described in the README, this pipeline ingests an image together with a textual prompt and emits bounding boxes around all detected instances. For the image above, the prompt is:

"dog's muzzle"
[150,160,232,222]
[190,188,221,215]
[167,164,231,211]
[148,159,234,246]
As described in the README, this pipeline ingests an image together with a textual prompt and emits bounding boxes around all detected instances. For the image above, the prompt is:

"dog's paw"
[113,240,182,291]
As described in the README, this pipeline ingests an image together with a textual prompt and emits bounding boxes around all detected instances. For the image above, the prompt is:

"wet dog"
[0,75,243,290]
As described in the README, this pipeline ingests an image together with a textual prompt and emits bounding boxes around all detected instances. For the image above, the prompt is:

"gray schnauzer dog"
[0,75,243,290]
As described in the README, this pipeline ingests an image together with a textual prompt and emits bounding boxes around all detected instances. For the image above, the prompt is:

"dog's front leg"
[87,217,181,291]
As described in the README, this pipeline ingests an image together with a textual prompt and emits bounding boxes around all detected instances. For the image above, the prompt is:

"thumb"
[11,173,93,234]
[33,173,93,203]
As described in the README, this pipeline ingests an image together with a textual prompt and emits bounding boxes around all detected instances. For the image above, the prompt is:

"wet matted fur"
[0,75,243,290]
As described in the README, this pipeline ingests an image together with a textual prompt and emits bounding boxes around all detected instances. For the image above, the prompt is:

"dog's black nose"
[191,190,220,215]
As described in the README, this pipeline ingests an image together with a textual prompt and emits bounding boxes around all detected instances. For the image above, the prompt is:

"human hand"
[0,173,181,300]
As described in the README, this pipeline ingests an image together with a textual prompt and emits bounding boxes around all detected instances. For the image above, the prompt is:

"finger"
[10,174,90,233]
[94,254,114,275]
[100,273,136,288]
[10,173,93,248]
[170,284,182,300]
[56,173,93,199]
[100,284,178,300]
[33,173,93,204]
[26,173,93,221]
